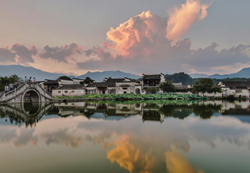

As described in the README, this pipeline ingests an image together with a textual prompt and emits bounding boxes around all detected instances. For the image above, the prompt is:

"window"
[65,91,68,93]
[123,88,128,90]
[58,91,61,93]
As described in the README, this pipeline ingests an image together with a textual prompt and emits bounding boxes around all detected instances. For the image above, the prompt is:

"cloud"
[12,44,37,63]
[0,48,16,63]
[167,0,211,45]
[166,148,204,173]
[41,129,83,148]
[106,11,170,57]
[187,44,250,71]
[40,43,82,63]
[0,44,36,64]
[78,8,250,74]
[1,0,250,75]
[14,128,38,147]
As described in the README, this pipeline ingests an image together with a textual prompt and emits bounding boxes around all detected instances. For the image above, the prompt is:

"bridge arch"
[0,83,52,104]
[22,89,41,103]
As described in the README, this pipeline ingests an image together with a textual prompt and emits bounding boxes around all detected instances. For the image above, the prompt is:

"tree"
[146,87,159,94]
[84,77,94,84]
[211,87,222,93]
[0,74,21,91]
[160,81,176,92]
[192,104,221,119]
[193,78,214,95]
[165,72,194,85]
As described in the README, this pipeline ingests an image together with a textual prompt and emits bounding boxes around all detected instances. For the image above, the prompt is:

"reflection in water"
[166,148,204,173]
[23,103,40,115]
[0,101,250,173]
[0,102,224,126]
[0,103,52,127]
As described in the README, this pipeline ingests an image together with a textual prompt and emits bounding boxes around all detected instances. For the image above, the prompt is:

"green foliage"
[0,74,21,91]
[54,93,207,101]
[192,104,221,119]
[146,87,159,94]
[84,77,94,84]
[211,87,222,93]
[193,78,214,94]
[160,81,176,92]
[165,72,194,85]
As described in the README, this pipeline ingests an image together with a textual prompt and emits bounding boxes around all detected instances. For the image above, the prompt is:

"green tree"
[160,81,176,92]
[146,87,159,94]
[192,104,221,119]
[165,72,194,85]
[211,87,222,93]
[0,74,21,91]
[84,77,94,84]
[193,78,214,95]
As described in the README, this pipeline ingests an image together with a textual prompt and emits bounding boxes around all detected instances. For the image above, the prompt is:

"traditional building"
[49,76,94,97]
[86,77,142,94]
[116,81,142,94]
[43,79,59,93]
[219,81,250,98]
[142,73,165,89]
[173,82,188,92]
[52,84,85,97]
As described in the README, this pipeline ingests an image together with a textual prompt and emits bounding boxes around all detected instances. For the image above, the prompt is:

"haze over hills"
[189,73,209,78]
[0,65,140,81]
[209,67,250,79]
[78,71,140,82]
[0,65,64,81]
[1,65,250,81]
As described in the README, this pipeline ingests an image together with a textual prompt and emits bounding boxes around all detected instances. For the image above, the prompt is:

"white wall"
[52,89,85,97]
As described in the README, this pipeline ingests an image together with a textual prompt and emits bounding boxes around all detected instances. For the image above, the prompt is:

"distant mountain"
[209,67,250,79]
[190,73,209,78]
[78,70,140,82]
[2,65,250,81]
[0,65,141,82]
[0,65,64,81]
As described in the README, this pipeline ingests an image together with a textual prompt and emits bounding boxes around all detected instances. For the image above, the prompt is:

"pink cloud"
[166,0,211,45]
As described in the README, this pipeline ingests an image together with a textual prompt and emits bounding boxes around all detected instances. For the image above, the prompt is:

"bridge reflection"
[0,103,53,127]
[0,101,250,127]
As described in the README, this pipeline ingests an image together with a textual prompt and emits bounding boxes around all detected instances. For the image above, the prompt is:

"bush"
[146,87,159,94]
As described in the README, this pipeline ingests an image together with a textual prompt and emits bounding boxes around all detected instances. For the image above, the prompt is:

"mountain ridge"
[0,65,140,81]
[1,65,250,81]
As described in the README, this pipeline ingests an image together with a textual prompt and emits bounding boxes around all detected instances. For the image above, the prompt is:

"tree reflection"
[192,104,221,119]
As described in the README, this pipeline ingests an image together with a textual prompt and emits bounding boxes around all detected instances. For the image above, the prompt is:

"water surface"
[0,101,250,173]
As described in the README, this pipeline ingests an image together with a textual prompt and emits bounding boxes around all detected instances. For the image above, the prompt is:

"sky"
[0,0,250,75]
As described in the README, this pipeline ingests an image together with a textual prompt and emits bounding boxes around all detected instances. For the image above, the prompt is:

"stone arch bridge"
[0,83,53,104]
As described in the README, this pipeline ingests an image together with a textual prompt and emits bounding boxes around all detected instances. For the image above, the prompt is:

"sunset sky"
[0,0,250,75]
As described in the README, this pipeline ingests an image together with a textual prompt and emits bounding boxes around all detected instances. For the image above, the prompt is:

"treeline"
[0,75,22,92]
[165,72,250,85]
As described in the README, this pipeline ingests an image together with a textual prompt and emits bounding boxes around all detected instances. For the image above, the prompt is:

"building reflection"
[0,100,250,127]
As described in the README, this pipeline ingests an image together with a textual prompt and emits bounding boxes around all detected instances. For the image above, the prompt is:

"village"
[40,73,250,99]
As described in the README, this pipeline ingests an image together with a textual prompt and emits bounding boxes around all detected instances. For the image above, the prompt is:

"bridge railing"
[2,83,28,102]
[0,82,52,102]
[36,84,53,100]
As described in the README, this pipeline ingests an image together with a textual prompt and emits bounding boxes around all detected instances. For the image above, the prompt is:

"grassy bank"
[54,93,207,101]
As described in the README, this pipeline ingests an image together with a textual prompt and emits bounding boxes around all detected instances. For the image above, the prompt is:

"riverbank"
[53,93,207,102]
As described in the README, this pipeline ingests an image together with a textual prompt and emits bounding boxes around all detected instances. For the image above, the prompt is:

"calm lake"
[0,101,250,173]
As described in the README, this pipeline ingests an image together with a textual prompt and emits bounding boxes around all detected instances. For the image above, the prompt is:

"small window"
[123,88,128,90]
[58,91,61,93]
[72,91,75,93]
[65,91,68,93]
